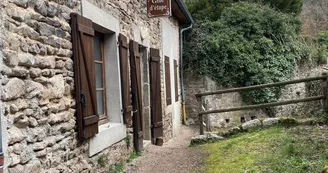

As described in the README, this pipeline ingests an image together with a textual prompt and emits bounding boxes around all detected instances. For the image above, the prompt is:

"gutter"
[180,23,193,124]
[174,0,194,124]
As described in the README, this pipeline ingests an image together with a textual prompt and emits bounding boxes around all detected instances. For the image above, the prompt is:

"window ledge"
[89,122,126,156]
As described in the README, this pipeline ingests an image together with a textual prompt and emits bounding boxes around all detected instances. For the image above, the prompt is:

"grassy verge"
[107,150,142,173]
[108,163,124,173]
[200,126,328,173]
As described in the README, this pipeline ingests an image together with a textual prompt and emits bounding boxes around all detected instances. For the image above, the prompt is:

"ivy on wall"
[184,2,303,115]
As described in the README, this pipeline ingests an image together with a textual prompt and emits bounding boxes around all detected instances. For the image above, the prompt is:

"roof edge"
[173,0,194,24]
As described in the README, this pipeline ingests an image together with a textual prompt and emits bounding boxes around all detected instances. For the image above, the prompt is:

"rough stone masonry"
[0,0,178,172]
[185,65,325,129]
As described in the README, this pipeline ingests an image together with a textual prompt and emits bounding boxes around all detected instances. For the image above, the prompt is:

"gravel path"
[125,125,205,173]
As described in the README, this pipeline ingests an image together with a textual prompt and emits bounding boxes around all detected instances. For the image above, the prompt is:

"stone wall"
[2,0,84,172]
[275,64,325,117]
[86,0,180,143]
[185,64,326,129]
[204,78,266,128]
[85,0,162,49]
[185,74,206,124]
[0,0,8,170]
[185,74,266,128]
[0,0,180,172]
[141,48,151,141]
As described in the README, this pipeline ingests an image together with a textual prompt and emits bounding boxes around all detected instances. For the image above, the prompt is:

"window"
[94,32,107,124]
[73,3,127,156]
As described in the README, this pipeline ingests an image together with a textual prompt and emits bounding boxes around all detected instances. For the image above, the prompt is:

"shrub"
[259,0,303,14]
[278,117,299,127]
[319,31,328,48]
[318,31,328,64]
[185,0,237,21]
[185,0,302,21]
[184,2,302,110]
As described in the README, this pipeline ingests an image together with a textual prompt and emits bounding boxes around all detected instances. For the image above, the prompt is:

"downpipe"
[180,24,193,125]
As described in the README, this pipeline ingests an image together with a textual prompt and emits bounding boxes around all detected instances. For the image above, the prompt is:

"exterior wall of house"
[0,0,8,170]
[140,48,151,141]
[0,0,183,172]
[161,18,181,138]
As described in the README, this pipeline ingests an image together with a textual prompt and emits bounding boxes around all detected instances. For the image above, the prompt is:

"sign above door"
[147,0,171,18]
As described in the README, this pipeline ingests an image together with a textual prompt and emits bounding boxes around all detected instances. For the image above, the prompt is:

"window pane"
[94,36,101,61]
[97,91,104,115]
[95,63,103,88]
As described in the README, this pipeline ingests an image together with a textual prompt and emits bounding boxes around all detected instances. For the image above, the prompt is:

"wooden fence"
[195,73,328,135]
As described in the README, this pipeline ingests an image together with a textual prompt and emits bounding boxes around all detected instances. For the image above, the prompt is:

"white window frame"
[82,0,126,157]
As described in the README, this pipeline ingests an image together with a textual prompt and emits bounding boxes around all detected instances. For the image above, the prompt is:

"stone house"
[0,0,193,172]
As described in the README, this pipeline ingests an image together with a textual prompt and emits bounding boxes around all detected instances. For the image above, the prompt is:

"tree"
[185,0,303,22]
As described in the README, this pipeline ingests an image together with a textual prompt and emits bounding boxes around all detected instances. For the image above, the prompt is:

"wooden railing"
[195,73,328,135]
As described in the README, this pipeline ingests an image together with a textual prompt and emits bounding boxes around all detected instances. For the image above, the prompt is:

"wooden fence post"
[322,72,328,113]
[206,114,211,132]
[203,102,211,132]
[197,96,204,135]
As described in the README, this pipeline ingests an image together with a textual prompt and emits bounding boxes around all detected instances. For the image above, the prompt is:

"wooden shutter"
[130,40,143,151]
[119,34,132,127]
[150,48,164,146]
[0,152,3,173]
[174,59,179,102]
[71,13,99,141]
[165,56,171,105]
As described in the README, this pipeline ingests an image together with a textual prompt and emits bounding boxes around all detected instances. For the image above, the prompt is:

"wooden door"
[149,48,164,146]
[130,40,143,151]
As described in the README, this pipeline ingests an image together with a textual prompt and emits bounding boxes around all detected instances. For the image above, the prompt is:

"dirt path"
[125,125,205,173]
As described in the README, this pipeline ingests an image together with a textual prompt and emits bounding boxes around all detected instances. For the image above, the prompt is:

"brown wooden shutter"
[71,13,99,141]
[174,59,179,102]
[165,56,171,105]
[119,34,133,127]
[0,152,3,173]
[150,48,164,146]
[130,40,143,151]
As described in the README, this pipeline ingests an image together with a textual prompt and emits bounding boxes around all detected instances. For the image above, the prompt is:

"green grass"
[127,150,142,163]
[97,154,107,167]
[108,163,124,173]
[107,150,142,173]
[200,126,328,173]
